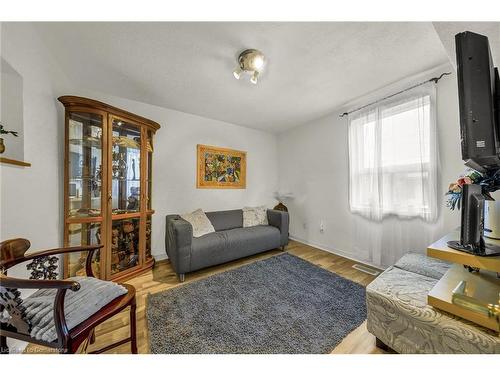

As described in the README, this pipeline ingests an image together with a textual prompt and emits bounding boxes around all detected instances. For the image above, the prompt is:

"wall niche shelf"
[0,157,31,167]
[59,95,161,281]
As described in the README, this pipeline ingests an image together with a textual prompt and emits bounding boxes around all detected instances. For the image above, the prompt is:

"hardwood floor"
[25,240,385,354]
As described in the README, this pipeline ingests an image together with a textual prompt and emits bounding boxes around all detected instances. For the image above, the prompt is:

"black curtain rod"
[339,72,452,118]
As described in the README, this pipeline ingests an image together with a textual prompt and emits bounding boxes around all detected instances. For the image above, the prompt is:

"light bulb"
[250,71,259,84]
[252,56,264,71]
[233,67,242,80]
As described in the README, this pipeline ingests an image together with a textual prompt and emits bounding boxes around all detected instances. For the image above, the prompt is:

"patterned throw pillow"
[180,209,216,237]
[242,206,269,227]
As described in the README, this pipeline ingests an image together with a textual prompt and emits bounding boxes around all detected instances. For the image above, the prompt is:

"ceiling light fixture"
[233,49,266,85]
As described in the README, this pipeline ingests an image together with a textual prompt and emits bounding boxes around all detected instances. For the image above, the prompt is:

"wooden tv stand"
[427,231,500,272]
[427,231,500,332]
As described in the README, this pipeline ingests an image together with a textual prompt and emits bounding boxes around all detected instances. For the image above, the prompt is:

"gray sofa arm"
[165,215,193,275]
[267,209,289,247]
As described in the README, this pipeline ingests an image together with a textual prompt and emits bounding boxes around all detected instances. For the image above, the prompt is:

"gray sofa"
[165,209,289,281]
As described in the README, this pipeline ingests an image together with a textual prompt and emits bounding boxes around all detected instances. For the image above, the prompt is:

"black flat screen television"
[450,31,500,257]
[455,31,500,173]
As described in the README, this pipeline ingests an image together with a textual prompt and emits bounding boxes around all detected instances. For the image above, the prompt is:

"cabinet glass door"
[111,118,141,215]
[67,222,102,277]
[67,112,103,218]
[110,117,142,276]
[145,215,152,260]
[110,217,140,275]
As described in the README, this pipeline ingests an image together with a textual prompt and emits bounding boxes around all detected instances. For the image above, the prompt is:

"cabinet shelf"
[69,138,102,149]
[68,212,102,219]
[70,176,99,181]
[60,95,160,281]
[66,216,103,224]
[111,211,141,218]
[112,178,140,182]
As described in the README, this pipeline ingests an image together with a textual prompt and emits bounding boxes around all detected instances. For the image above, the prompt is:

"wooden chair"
[0,238,137,354]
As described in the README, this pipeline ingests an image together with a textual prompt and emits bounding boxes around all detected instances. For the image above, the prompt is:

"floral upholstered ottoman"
[366,253,500,354]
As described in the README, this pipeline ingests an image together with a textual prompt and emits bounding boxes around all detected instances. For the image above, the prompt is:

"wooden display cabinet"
[59,96,160,281]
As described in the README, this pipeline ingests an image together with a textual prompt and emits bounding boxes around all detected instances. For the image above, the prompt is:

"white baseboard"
[289,235,385,271]
[153,253,169,262]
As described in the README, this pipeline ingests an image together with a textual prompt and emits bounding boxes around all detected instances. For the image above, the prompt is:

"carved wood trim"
[58,96,161,131]
[26,256,59,280]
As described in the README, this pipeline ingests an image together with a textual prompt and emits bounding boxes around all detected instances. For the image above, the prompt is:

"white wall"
[68,90,279,259]
[1,22,279,264]
[277,64,464,268]
[0,22,73,353]
[1,23,71,271]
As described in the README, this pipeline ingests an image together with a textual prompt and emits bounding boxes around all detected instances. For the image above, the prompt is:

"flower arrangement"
[445,168,500,210]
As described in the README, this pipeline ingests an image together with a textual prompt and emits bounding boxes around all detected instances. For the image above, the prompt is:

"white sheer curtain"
[348,82,439,267]
[348,82,438,221]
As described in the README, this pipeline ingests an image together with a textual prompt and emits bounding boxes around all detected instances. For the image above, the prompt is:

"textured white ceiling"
[34,22,449,133]
[432,22,500,70]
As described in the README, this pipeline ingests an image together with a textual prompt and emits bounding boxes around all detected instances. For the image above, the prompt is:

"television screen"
[455,31,500,172]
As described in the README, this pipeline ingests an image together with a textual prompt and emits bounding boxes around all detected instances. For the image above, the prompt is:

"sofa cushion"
[190,231,229,270]
[394,252,451,280]
[225,225,280,253]
[180,209,215,237]
[22,277,127,343]
[205,209,243,231]
[243,206,269,227]
[190,225,280,271]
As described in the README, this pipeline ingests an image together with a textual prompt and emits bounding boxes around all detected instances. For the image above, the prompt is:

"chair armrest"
[23,244,103,260]
[165,215,193,274]
[1,243,102,277]
[267,209,289,247]
[25,245,102,278]
[0,274,81,291]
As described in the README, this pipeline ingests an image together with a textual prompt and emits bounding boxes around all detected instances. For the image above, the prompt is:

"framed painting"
[197,144,246,189]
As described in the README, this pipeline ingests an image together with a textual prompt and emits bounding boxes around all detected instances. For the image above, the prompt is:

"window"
[348,84,437,221]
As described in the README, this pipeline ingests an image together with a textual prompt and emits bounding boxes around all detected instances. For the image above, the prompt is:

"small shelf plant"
[0,122,19,154]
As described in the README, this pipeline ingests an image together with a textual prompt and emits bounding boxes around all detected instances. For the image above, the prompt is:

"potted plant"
[0,122,19,154]
[445,168,499,210]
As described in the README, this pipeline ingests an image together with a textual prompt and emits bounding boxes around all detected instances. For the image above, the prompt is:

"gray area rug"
[147,253,367,354]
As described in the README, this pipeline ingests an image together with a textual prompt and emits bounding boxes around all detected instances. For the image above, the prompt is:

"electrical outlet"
[320,220,325,233]
[303,222,307,230]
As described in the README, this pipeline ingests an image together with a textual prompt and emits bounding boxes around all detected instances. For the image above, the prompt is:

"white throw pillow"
[242,206,269,227]
[180,209,216,237]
